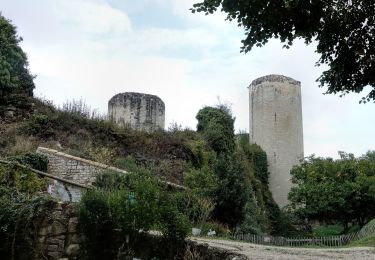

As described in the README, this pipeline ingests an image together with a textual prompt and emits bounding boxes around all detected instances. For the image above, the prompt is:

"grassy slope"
[0,96,285,234]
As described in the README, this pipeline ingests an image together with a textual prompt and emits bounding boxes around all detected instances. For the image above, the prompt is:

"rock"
[66,244,80,256]
[47,251,61,258]
[51,221,67,235]
[48,245,58,251]
[70,233,83,244]
[68,217,78,233]
[38,227,47,236]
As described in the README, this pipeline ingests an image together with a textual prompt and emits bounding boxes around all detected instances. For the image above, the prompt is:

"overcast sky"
[1,0,374,158]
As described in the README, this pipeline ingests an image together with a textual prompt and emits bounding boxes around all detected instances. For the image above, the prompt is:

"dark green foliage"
[313,224,345,237]
[237,135,268,185]
[196,106,235,154]
[192,1,375,102]
[77,190,116,259]
[0,164,54,259]
[213,153,250,227]
[22,113,55,138]
[158,192,190,242]
[7,152,48,172]
[184,166,218,198]
[78,170,190,259]
[289,151,375,228]
[0,14,34,101]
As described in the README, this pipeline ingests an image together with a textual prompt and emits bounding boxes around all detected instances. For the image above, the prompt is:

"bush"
[313,224,345,237]
[0,164,54,259]
[0,163,48,194]
[23,113,55,138]
[79,171,191,259]
[200,222,230,237]
[7,152,48,172]
[77,189,115,260]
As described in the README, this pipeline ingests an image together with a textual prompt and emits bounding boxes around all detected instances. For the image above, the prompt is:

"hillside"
[0,95,287,235]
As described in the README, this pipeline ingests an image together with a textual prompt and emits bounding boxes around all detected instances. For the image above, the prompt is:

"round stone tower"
[108,92,165,131]
[249,75,304,207]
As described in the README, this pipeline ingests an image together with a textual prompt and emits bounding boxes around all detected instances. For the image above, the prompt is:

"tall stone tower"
[249,75,304,207]
[108,92,165,131]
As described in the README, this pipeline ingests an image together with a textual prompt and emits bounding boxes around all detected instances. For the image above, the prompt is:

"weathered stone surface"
[36,203,83,259]
[51,221,67,235]
[68,217,78,233]
[249,74,304,207]
[108,92,165,132]
[65,244,80,256]
[36,146,128,202]
[70,233,83,244]
[48,244,59,251]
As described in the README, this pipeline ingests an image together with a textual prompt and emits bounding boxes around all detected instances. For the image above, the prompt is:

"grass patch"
[349,234,375,247]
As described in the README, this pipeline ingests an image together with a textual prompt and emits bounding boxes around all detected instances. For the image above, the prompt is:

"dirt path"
[190,237,375,260]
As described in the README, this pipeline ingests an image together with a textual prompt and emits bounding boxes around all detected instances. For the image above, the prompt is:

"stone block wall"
[36,147,127,202]
[37,202,83,260]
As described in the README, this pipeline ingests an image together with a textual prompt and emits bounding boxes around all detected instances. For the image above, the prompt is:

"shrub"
[77,189,115,260]
[23,113,55,138]
[79,171,191,258]
[0,163,54,259]
[7,152,48,172]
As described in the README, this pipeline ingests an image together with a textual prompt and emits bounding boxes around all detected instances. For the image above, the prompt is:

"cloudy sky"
[1,0,374,158]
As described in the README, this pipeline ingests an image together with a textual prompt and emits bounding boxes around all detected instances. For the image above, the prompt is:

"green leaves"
[289,151,375,227]
[0,14,34,101]
[192,0,375,101]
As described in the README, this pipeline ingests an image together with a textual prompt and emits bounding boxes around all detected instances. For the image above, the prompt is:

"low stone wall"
[36,147,128,202]
[36,147,185,202]
[35,202,244,260]
[37,147,127,186]
[37,202,83,260]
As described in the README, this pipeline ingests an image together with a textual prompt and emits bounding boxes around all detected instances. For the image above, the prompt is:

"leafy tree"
[213,153,250,227]
[0,13,34,101]
[196,107,250,227]
[191,1,375,102]
[196,106,235,154]
[288,151,375,228]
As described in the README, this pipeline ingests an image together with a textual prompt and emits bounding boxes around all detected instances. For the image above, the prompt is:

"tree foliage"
[196,106,251,227]
[288,151,375,228]
[192,0,375,102]
[0,13,34,101]
[196,106,235,154]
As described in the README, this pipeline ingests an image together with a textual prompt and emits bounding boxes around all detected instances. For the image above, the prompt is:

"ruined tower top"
[108,92,165,132]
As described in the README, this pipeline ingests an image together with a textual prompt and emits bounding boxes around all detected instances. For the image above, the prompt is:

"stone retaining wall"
[36,146,128,202]
[37,147,127,187]
[37,202,83,260]
[36,147,185,202]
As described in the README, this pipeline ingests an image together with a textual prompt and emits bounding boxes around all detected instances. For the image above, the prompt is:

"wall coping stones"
[37,146,186,190]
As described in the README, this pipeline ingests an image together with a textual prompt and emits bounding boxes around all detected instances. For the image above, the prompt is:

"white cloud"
[53,0,132,35]
[2,0,374,159]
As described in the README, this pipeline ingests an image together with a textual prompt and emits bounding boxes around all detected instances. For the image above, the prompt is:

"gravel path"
[190,237,375,260]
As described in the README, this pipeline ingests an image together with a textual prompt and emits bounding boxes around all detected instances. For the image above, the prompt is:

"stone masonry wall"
[37,202,83,260]
[36,146,127,202]
[36,147,185,202]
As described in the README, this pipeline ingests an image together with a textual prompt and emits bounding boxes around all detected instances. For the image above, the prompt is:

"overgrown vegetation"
[0,14,34,103]
[0,153,53,259]
[289,151,375,230]
[78,170,190,259]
